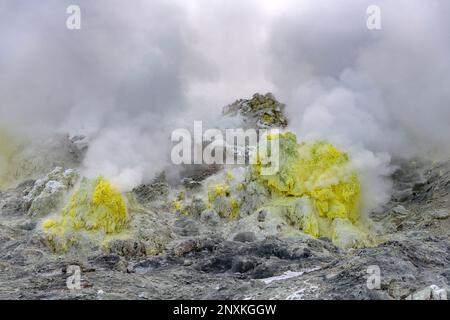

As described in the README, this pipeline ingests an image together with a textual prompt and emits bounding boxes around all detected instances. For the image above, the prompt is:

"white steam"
[1,0,449,217]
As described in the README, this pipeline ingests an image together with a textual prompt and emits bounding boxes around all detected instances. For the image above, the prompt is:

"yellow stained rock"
[207,183,240,219]
[252,132,367,246]
[171,199,183,212]
[42,176,128,251]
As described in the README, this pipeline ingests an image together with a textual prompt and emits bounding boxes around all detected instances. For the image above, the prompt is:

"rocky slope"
[0,96,449,300]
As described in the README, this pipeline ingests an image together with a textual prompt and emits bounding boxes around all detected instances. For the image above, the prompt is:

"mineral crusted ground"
[0,97,449,300]
[1,155,449,300]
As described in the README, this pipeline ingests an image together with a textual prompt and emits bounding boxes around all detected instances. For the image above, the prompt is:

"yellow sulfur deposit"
[252,132,367,247]
[42,176,128,251]
[207,184,240,219]
[208,184,230,202]
[171,199,183,212]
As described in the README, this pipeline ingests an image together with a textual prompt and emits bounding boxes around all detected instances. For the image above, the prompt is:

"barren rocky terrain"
[0,96,449,300]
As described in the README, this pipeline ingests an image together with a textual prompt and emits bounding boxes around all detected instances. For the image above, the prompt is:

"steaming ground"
[0,1,450,299]
[0,136,449,299]
[0,93,449,300]
[2,0,450,191]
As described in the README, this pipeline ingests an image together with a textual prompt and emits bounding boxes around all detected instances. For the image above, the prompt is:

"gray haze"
[1,0,450,196]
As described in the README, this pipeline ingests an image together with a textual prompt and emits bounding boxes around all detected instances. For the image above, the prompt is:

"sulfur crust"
[42,176,128,251]
[207,184,240,219]
[252,132,367,246]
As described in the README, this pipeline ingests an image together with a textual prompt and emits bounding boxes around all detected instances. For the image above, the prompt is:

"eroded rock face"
[132,172,169,204]
[23,167,79,217]
[223,93,288,129]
